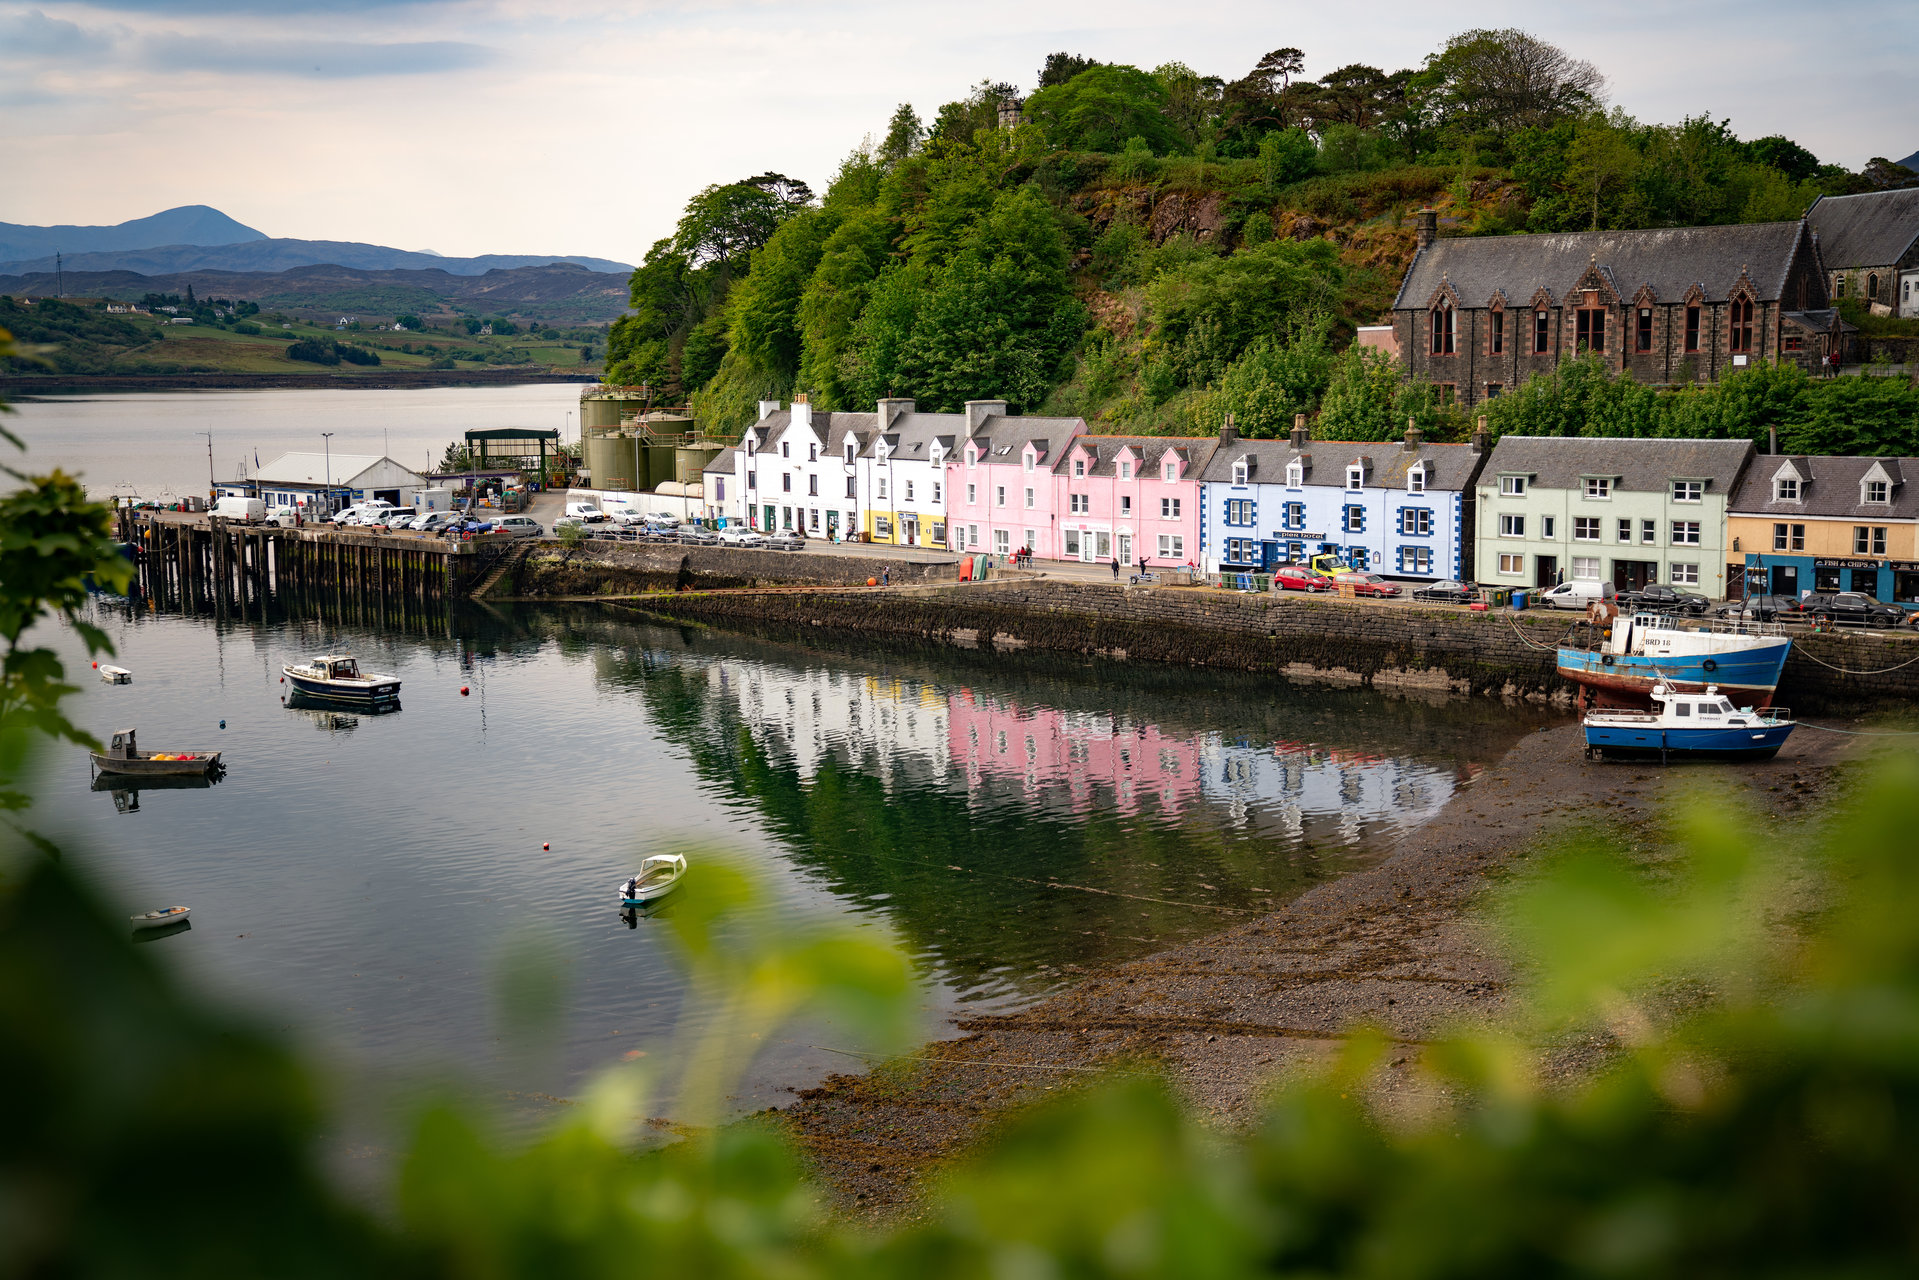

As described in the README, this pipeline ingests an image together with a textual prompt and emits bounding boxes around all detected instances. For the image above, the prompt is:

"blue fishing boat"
[1584,684,1795,761]
[1558,612,1791,709]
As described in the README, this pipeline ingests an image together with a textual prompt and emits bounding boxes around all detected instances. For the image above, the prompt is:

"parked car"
[496,515,543,540]
[1711,594,1803,622]
[212,496,266,523]
[1331,571,1401,598]
[1412,580,1478,604]
[265,505,300,528]
[1615,583,1711,614]
[332,501,394,526]
[563,501,602,521]
[764,532,806,551]
[411,511,456,534]
[675,523,718,545]
[1271,564,1333,592]
[1798,592,1905,627]
[606,507,648,526]
[369,507,418,530]
[556,511,612,534]
[717,527,765,547]
[1534,580,1610,610]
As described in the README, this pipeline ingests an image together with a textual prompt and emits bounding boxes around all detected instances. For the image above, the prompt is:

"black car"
[1711,594,1803,622]
[1799,592,1905,626]
[1412,580,1477,604]
[1616,583,1711,614]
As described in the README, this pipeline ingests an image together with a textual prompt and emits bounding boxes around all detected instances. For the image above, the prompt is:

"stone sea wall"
[514,541,962,597]
[625,579,1919,708]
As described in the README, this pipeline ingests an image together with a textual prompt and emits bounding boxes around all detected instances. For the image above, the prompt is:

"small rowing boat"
[99,664,132,684]
[1584,684,1796,762]
[89,728,222,777]
[131,905,191,930]
[617,853,688,906]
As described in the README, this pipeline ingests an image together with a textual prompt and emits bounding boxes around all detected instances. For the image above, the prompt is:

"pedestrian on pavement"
[1110,556,1120,580]
[1137,555,1148,578]
[881,568,890,587]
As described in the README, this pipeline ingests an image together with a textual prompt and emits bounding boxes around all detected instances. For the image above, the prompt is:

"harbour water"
[44,598,1558,1122]
[7,383,583,500]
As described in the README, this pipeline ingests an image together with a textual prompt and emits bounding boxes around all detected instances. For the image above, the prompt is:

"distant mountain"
[0,205,264,262]
[0,261,632,325]
[1898,150,1919,173]
[0,206,632,277]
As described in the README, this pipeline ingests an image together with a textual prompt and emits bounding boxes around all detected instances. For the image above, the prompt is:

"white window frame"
[1025,487,1035,509]
[1671,520,1701,546]
[1073,458,1086,478]
[995,485,1005,507]
[1574,517,1600,542]
[1672,479,1703,503]
[1160,497,1181,519]
[1346,466,1364,490]
[1499,514,1526,538]
[1584,476,1612,499]
[1496,553,1524,575]
[994,529,1010,554]
[1286,461,1303,487]
[966,483,975,504]
[1118,461,1132,481]
[1571,556,1601,581]
[1407,466,1426,494]
[1774,477,1799,502]
[1158,534,1184,558]
[1671,563,1699,585]
[1499,474,1526,496]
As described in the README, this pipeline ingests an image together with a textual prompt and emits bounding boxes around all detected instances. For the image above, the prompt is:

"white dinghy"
[616,854,688,906]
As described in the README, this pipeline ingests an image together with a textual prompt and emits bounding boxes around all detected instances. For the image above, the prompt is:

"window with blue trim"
[1399,507,1433,536]
[1283,501,1305,529]
[1224,499,1256,526]
[1223,537,1259,564]
[1345,505,1365,533]
[1399,546,1434,574]
[1348,547,1369,569]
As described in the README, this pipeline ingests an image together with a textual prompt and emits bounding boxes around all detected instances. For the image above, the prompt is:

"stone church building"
[1807,187,1919,317]
[1389,212,1847,410]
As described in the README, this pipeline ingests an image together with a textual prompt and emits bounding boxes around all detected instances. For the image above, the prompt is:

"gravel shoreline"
[773,719,1859,1215]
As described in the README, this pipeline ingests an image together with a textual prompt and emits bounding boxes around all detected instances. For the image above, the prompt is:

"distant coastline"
[1,368,600,396]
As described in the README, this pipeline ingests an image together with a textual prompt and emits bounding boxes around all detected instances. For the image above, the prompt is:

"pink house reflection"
[946,689,1204,814]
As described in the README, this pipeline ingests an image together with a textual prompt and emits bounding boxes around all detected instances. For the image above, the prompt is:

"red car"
[1332,571,1401,598]
[1272,564,1333,592]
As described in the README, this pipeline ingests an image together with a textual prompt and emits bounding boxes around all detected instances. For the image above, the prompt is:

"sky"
[1,0,1914,264]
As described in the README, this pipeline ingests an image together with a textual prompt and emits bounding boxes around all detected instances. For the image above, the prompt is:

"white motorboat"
[282,654,401,708]
[131,905,192,930]
[99,664,132,684]
[1584,684,1796,762]
[617,854,688,906]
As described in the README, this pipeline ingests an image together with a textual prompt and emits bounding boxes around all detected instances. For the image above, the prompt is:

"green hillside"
[605,32,1918,445]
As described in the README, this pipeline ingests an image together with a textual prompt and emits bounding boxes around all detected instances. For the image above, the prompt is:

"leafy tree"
[1151,62,1224,149]
[1208,320,1338,437]
[285,339,339,366]
[927,80,1019,148]
[679,312,729,392]
[394,313,422,330]
[672,175,811,270]
[797,208,893,408]
[1024,65,1183,155]
[1314,343,1460,440]
[1038,51,1100,89]
[1424,27,1605,141]
[1745,133,1821,182]
[726,208,838,384]
[1258,128,1317,191]
[1144,237,1344,385]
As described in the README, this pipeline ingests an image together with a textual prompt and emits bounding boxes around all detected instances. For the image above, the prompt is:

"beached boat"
[617,854,688,906]
[282,654,401,708]
[131,905,192,930]
[1558,611,1791,709]
[1584,684,1795,761]
[99,664,132,684]
[89,728,222,777]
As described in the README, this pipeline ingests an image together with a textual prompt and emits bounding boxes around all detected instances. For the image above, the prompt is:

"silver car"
[495,515,544,540]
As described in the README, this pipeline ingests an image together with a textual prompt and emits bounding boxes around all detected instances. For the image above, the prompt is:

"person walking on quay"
[881,567,890,587]
[1137,554,1149,579]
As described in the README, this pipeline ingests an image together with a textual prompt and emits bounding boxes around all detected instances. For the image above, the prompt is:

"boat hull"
[1585,721,1795,760]
[284,670,401,707]
[89,752,221,777]
[1557,640,1790,709]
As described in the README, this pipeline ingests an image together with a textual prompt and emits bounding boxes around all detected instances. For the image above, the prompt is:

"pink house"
[945,412,1084,558]
[1048,436,1219,568]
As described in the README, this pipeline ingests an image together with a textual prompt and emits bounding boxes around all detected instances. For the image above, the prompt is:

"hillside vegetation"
[604,31,1919,446]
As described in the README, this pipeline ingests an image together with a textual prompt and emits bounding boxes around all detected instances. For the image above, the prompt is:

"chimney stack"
[792,392,813,430]
[1218,412,1238,443]
[1416,207,1438,252]
[875,397,916,429]
[1289,412,1308,451]
[1403,416,1423,450]
[757,399,782,422]
[1769,424,1778,456]
[963,398,1007,434]
[1472,414,1491,454]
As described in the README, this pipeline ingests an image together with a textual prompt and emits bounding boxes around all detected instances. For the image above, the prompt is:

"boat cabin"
[107,729,138,760]
[309,656,362,679]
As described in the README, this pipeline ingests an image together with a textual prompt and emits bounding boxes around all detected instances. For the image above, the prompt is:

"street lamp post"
[321,432,334,519]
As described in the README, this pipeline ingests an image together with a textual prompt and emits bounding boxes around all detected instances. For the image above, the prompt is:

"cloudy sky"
[2,0,1914,263]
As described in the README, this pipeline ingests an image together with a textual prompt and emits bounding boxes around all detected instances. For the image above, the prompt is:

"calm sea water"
[40,599,1555,1124]
[6,384,583,500]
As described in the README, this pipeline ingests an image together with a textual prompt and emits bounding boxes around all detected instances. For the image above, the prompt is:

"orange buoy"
[867,577,878,587]
[92,662,99,669]
[542,842,550,851]
[460,686,470,696]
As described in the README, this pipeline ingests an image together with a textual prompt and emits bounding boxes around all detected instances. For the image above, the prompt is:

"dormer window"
[1073,458,1086,478]
[1346,465,1364,491]
[1585,477,1612,499]
[1286,460,1303,488]
[965,447,976,466]
[1119,460,1132,481]
[1407,465,1426,494]
[1500,474,1525,496]
[1672,480,1702,503]
[1232,458,1248,485]
[781,442,790,458]
[1163,461,1175,481]
[746,438,756,456]
[1024,453,1034,472]
[845,443,855,463]
[1865,479,1889,504]
[1775,477,1800,502]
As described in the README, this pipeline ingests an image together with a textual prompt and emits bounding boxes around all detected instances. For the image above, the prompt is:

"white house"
[735,397,874,540]
[859,399,964,548]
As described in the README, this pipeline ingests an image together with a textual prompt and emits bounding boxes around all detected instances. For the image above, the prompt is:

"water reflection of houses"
[704,660,1456,844]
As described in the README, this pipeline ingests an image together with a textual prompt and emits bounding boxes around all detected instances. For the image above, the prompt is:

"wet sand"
[772,720,1860,1215]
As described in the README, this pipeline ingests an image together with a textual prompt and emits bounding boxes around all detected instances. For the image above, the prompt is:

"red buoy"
[542,842,550,851]
[92,662,99,669]
[460,686,470,696]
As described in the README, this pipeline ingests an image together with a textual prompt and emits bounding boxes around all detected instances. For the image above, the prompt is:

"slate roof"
[750,410,878,458]
[1196,438,1488,492]
[866,411,966,462]
[963,414,1086,465]
[702,446,737,475]
[1053,434,1220,479]
[1807,188,1919,270]
[1393,222,1810,310]
[1728,454,1919,519]
[1479,436,1755,493]
[252,452,423,485]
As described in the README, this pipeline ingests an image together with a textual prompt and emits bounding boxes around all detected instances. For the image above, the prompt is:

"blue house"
[1198,420,1489,582]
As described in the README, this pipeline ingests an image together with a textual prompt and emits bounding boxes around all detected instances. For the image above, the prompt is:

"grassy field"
[60,315,601,377]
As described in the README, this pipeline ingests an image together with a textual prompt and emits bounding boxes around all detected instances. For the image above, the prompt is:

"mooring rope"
[1788,645,1919,677]
[1791,722,1919,737]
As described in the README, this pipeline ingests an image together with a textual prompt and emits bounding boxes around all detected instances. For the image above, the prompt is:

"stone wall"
[513,540,963,597]
[624,579,1919,708]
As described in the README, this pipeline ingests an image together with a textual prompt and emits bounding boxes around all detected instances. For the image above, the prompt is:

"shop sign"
[1813,557,1885,570]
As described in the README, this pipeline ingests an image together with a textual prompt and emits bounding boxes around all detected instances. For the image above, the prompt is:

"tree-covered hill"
[605,29,1918,441]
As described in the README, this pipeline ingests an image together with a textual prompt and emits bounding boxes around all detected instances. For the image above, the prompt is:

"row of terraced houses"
[702,398,1919,611]
[696,189,1919,611]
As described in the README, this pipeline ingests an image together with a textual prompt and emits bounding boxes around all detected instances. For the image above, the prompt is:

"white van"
[212,496,266,523]
[332,500,395,526]
[1537,579,1612,610]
